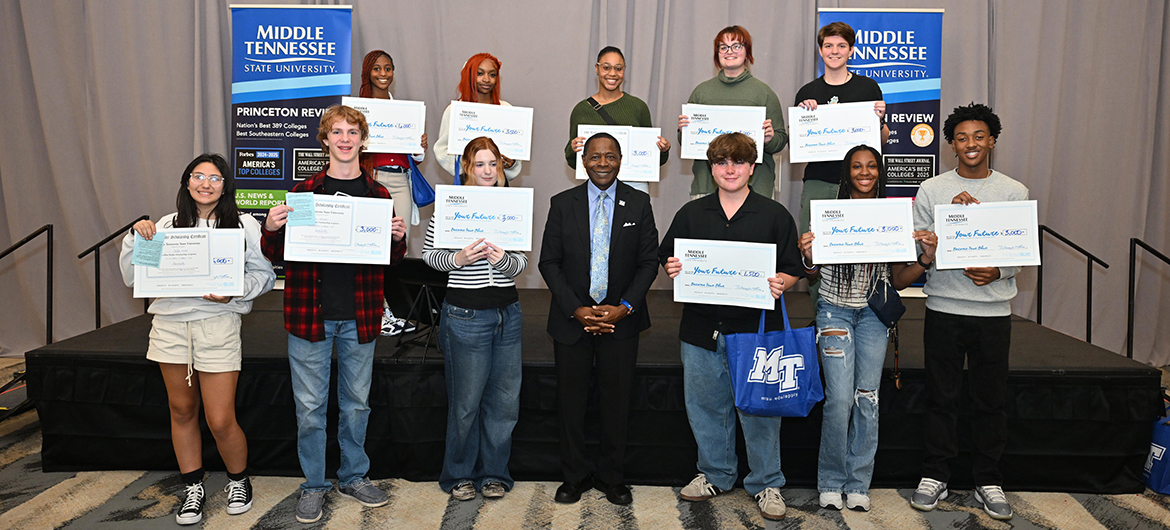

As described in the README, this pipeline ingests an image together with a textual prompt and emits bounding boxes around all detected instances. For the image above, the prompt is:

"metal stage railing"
[77,216,150,329]
[0,224,53,344]
[1036,224,1109,343]
[1127,237,1170,359]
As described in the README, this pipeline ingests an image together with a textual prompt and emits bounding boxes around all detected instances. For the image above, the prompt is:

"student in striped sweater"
[423,136,528,502]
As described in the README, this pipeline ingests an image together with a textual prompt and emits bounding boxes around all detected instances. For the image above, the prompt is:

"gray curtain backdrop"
[2,0,1168,365]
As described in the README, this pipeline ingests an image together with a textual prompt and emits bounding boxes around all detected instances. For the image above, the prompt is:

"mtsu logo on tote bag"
[1144,407,1170,494]
[724,297,823,417]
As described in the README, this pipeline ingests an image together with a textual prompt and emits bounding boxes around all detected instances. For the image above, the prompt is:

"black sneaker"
[225,476,253,515]
[176,482,205,525]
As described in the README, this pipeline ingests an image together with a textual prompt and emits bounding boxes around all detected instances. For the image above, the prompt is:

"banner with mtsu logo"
[818,9,944,197]
[229,5,352,217]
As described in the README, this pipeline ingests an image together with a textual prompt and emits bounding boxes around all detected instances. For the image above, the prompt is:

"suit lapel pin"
[619,200,626,206]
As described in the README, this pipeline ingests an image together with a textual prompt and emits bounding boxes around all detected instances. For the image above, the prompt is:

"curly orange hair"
[359,49,393,98]
[457,52,501,104]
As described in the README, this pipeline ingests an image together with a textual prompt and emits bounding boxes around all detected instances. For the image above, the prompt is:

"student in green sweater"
[678,25,787,199]
[565,46,671,194]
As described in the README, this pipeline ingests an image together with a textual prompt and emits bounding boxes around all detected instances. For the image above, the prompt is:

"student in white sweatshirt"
[120,153,275,525]
[907,104,1028,522]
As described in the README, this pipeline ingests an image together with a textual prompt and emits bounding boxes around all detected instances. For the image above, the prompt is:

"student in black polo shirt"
[659,132,804,521]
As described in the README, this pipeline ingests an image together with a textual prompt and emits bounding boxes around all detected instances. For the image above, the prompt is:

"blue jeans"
[815,298,889,495]
[287,320,376,492]
[438,301,522,491]
[680,336,785,496]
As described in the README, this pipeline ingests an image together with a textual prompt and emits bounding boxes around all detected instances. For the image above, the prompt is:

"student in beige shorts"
[120,153,276,525]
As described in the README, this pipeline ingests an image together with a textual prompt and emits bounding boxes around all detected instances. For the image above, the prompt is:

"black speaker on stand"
[385,258,448,362]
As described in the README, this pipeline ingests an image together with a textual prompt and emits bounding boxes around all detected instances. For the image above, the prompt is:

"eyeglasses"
[190,173,224,184]
[718,43,745,54]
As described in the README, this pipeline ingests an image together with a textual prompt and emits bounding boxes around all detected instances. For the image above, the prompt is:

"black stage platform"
[25,289,1164,493]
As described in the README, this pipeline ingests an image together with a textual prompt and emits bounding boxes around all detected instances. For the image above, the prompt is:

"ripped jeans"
[815,298,889,495]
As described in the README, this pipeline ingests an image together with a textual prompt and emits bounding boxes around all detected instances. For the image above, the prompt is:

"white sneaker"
[754,487,786,520]
[679,473,724,501]
[845,492,871,511]
[380,309,402,336]
[818,491,843,510]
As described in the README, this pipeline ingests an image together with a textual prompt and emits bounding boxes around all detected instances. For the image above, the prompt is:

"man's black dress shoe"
[599,482,633,505]
[554,478,592,504]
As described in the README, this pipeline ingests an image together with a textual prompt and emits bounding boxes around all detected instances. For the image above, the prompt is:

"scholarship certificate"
[447,101,534,160]
[934,200,1041,270]
[680,104,765,163]
[433,185,534,251]
[673,238,776,310]
[574,125,662,182]
[284,194,395,265]
[134,228,245,298]
[788,101,882,163]
[810,198,916,264]
[342,97,425,154]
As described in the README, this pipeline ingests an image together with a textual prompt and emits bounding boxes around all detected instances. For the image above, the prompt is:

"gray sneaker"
[910,477,948,511]
[974,485,1013,520]
[295,489,327,524]
[338,478,389,507]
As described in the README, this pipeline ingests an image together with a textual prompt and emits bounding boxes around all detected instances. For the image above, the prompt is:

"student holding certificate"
[908,103,1027,521]
[796,145,936,512]
[119,153,276,525]
[261,105,408,524]
[659,133,803,521]
[678,26,787,199]
[358,49,429,225]
[356,49,426,338]
[433,53,522,183]
[794,22,889,235]
[423,137,528,502]
[565,46,671,194]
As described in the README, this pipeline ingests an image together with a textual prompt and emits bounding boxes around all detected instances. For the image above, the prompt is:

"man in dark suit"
[539,133,659,506]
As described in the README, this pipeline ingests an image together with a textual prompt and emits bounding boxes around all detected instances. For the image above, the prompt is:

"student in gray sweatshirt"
[907,103,1027,522]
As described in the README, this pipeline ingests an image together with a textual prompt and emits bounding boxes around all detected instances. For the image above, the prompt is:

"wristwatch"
[916,254,932,268]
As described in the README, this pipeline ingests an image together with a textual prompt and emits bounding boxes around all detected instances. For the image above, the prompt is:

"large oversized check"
[574,125,662,182]
[934,200,1041,270]
[673,238,776,310]
[342,96,425,154]
[446,101,534,160]
[680,104,765,163]
[284,194,395,265]
[810,198,916,264]
[134,228,245,298]
[788,101,882,163]
[433,185,534,251]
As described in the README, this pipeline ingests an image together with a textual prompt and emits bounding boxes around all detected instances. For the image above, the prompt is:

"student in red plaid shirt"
[261,105,407,524]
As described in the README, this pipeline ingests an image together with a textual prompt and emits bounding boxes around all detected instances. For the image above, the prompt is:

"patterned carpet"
[3,359,1170,529]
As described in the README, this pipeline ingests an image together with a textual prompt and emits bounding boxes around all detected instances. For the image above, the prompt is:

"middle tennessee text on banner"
[230,5,353,278]
[818,9,944,197]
